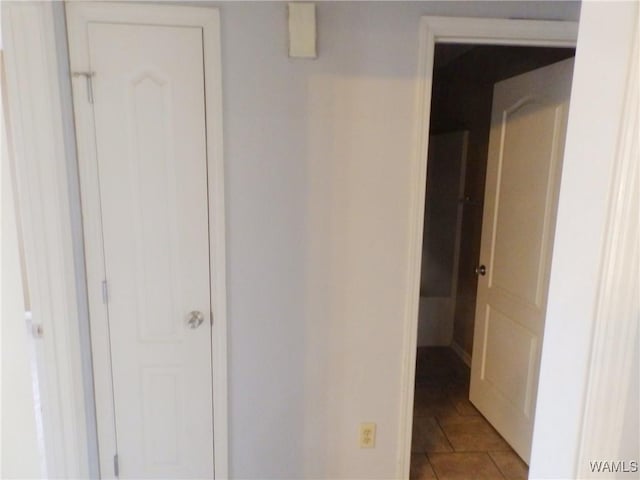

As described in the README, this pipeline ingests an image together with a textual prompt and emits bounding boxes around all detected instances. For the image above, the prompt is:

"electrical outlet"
[360,422,376,448]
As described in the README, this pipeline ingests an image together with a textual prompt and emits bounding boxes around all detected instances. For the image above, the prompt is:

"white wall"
[618,334,639,474]
[1,53,43,478]
[212,2,580,478]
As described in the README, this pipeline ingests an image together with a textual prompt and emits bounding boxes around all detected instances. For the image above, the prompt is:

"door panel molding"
[65,3,228,478]
[399,16,577,478]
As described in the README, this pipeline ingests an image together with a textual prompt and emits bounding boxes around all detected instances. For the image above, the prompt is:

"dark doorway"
[411,44,575,480]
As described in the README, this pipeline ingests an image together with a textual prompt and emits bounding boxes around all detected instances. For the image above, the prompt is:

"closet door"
[85,21,213,479]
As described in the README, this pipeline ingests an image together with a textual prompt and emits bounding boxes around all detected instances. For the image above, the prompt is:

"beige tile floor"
[410,347,529,480]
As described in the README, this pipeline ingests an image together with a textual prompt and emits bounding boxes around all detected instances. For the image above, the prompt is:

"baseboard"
[451,341,472,368]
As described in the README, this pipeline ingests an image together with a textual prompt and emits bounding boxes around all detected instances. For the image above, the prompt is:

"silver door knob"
[475,265,487,276]
[186,311,205,329]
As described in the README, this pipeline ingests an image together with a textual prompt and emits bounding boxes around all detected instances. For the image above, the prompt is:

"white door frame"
[397,16,577,478]
[2,2,92,477]
[65,3,228,478]
[574,19,638,477]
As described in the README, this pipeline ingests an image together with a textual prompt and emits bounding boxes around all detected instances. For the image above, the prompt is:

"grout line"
[434,415,456,453]
[486,451,508,479]
[424,452,439,480]
[425,451,439,480]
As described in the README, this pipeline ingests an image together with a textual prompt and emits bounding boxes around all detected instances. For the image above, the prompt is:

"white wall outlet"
[359,422,376,448]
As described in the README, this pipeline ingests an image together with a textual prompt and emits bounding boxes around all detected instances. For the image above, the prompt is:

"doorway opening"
[410,44,575,480]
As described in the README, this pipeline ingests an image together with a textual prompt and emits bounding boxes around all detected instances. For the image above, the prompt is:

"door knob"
[186,310,205,329]
[475,265,487,276]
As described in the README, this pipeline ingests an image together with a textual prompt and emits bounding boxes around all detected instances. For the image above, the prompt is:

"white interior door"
[88,23,213,478]
[469,58,574,462]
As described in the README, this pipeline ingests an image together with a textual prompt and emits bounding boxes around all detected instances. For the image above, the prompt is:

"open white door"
[469,58,574,463]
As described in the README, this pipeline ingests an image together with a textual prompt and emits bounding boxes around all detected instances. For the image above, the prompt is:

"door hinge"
[210,311,214,326]
[113,453,119,477]
[72,71,95,103]
[101,280,109,304]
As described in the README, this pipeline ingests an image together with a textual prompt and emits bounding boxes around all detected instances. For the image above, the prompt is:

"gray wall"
[217,3,580,477]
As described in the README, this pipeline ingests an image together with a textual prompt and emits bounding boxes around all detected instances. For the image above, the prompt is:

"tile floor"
[410,347,529,480]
